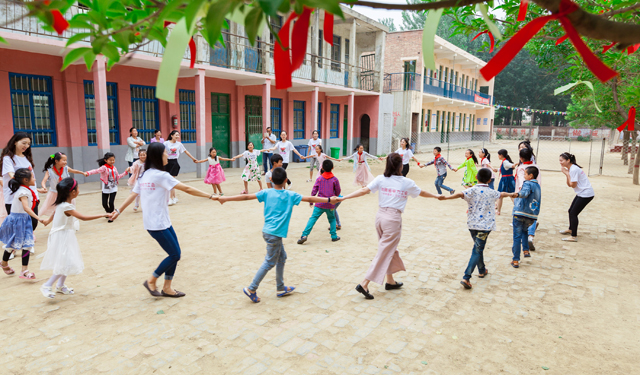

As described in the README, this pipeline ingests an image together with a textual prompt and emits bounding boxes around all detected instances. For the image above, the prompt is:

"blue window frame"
[130,85,159,142]
[179,89,196,143]
[84,81,120,145]
[317,102,322,137]
[293,100,305,139]
[9,73,56,147]
[270,98,282,139]
[330,103,339,138]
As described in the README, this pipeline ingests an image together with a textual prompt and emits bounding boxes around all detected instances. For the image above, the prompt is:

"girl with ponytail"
[478,148,496,189]
[559,153,594,242]
[40,152,85,216]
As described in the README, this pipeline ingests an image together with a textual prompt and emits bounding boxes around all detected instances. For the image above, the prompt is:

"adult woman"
[338,153,440,300]
[559,152,594,242]
[266,131,304,186]
[306,130,323,182]
[164,131,197,205]
[381,138,420,177]
[125,128,146,169]
[149,130,164,144]
[1,133,47,215]
[111,142,217,297]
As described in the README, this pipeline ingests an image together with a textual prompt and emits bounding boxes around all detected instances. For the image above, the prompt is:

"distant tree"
[379,18,397,32]
[400,0,425,30]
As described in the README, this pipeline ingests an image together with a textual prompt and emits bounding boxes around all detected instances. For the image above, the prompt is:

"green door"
[245,95,263,165]
[343,104,348,156]
[211,93,231,168]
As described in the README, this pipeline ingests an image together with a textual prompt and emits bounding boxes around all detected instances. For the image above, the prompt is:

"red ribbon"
[324,12,334,46]
[517,1,529,22]
[164,21,196,69]
[20,185,39,210]
[275,13,297,89]
[291,7,312,71]
[51,10,69,35]
[617,107,636,132]
[471,30,495,53]
[604,42,640,55]
[481,0,618,83]
[555,35,568,46]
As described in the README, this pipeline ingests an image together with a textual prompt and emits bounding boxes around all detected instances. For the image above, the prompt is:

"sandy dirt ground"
[0,154,638,374]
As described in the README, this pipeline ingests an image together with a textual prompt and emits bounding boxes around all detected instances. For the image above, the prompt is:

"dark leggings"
[102,192,117,213]
[2,249,30,266]
[5,202,39,230]
[568,195,594,237]
[282,163,292,185]
[402,164,409,177]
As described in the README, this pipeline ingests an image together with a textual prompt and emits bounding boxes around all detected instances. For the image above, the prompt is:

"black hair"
[43,151,66,172]
[315,144,323,153]
[497,149,513,164]
[138,149,147,155]
[525,166,539,179]
[477,168,492,184]
[8,168,32,194]
[467,149,479,164]
[129,127,136,134]
[168,130,179,141]
[154,129,161,135]
[280,130,287,139]
[400,137,410,150]
[560,152,582,168]
[354,143,363,152]
[97,152,115,167]
[209,147,218,161]
[384,153,403,177]
[480,148,491,162]
[247,142,254,149]
[434,146,442,153]
[312,130,319,136]
[519,140,536,160]
[270,154,283,165]
[519,148,532,162]
[0,132,34,174]
[144,142,167,173]
[54,177,78,205]
[321,159,334,173]
[271,167,287,185]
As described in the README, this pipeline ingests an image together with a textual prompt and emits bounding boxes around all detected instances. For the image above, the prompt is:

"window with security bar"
[9,73,56,147]
[130,85,159,142]
[330,104,339,138]
[84,81,120,145]
[331,36,341,71]
[179,90,196,143]
[293,101,305,139]
[270,98,282,139]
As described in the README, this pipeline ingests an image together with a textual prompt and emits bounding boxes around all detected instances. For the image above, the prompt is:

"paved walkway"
[0,160,638,374]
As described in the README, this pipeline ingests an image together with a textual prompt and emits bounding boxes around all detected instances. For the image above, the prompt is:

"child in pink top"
[85,152,129,221]
[127,149,146,212]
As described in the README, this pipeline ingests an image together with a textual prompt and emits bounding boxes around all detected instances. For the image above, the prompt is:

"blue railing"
[423,76,492,105]
[383,73,422,93]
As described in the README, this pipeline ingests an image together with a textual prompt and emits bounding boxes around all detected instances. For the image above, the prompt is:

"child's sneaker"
[297,236,307,244]
[56,285,74,295]
[40,285,55,299]
[277,286,295,297]
[528,235,535,251]
[450,189,455,195]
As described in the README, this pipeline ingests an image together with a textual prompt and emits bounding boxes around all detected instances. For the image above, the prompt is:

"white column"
[348,92,354,153]
[263,79,271,132]
[312,87,319,131]
[195,69,206,178]
[350,19,356,88]
[93,56,110,155]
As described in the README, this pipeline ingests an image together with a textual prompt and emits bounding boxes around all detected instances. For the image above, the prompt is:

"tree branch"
[610,77,628,119]
[601,3,640,17]
[352,0,486,11]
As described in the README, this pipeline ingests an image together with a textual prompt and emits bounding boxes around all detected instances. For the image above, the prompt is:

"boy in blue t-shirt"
[219,167,337,303]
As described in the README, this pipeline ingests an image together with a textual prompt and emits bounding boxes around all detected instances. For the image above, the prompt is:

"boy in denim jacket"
[510,166,541,268]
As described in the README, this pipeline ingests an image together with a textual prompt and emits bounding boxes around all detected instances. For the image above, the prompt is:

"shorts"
[309,156,320,170]
[165,159,180,177]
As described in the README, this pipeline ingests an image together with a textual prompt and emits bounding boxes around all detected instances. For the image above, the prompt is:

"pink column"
[348,92,354,154]
[93,56,110,154]
[263,79,271,133]
[312,87,319,132]
[195,69,206,178]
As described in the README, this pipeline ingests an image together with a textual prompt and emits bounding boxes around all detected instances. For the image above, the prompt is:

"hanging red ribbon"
[51,10,69,35]
[555,34,568,46]
[617,107,636,132]
[471,30,495,53]
[517,0,529,22]
[275,13,297,89]
[164,21,196,69]
[628,44,640,55]
[324,12,334,46]
[291,7,312,71]
[602,41,616,54]
[480,0,618,83]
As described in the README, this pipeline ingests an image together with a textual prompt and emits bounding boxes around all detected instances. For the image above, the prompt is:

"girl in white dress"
[231,142,270,194]
[40,152,85,216]
[39,178,109,298]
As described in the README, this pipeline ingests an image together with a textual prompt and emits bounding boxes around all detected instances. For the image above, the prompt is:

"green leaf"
[92,35,108,54]
[422,8,443,70]
[66,32,92,46]
[67,18,94,30]
[542,366,549,370]
[112,30,132,52]
[205,1,234,48]
[87,10,109,30]
[156,17,191,103]
[554,81,601,112]
[157,310,165,314]
[148,27,168,48]
[476,4,502,40]
[106,1,127,17]
[304,0,343,18]
[61,47,92,71]
[106,57,117,71]
[102,43,120,62]
[277,0,290,14]
[258,0,284,17]
[0,35,6,45]
[244,7,264,46]
[184,0,207,33]
[158,0,186,22]
[83,50,97,71]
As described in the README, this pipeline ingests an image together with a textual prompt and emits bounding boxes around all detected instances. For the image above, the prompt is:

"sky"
[352,0,406,28]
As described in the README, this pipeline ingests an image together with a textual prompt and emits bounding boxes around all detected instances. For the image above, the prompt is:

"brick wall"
[384,30,423,74]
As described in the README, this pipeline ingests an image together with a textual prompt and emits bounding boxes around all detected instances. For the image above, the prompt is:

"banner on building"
[474,94,490,105]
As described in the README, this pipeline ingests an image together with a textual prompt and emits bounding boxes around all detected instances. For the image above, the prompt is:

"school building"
[0,4,390,182]
[383,30,495,151]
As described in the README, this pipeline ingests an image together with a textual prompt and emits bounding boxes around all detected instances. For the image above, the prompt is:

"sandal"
[56,285,74,295]
[559,229,571,235]
[2,264,15,275]
[161,289,186,298]
[19,270,35,279]
[511,261,519,268]
[277,286,295,297]
[562,237,577,242]
[478,270,489,278]
[524,250,531,258]
[460,280,472,289]
[40,285,55,299]
[355,284,374,300]
[243,287,260,303]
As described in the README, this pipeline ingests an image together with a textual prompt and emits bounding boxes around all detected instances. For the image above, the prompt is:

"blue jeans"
[249,232,287,291]
[435,173,453,194]
[464,230,490,280]
[512,216,534,261]
[528,219,537,236]
[263,152,273,174]
[302,206,337,239]
[488,178,495,190]
[148,226,181,280]
[334,202,341,227]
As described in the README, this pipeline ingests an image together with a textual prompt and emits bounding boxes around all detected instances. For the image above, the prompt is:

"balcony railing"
[383,72,421,92]
[383,72,492,106]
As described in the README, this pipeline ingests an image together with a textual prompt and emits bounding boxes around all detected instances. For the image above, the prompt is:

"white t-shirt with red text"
[367,175,421,213]
[132,168,179,230]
